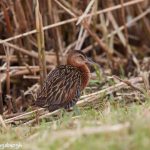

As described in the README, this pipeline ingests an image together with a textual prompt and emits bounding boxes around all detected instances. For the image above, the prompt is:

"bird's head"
[67,50,98,67]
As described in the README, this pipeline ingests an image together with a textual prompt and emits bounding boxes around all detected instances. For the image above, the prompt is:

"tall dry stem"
[0,74,3,115]
[35,0,47,86]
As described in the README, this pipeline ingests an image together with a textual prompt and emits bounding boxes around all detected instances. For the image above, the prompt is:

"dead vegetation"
[0,0,150,131]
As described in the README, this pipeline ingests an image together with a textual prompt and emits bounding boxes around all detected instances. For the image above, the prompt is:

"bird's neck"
[79,64,90,90]
[67,59,90,90]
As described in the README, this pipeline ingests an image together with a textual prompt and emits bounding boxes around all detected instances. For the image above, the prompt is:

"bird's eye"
[79,55,85,60]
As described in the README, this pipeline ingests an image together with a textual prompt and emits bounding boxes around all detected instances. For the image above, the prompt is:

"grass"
[0,99,150,150]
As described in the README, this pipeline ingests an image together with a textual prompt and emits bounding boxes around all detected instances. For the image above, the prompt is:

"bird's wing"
[35,65,81,110]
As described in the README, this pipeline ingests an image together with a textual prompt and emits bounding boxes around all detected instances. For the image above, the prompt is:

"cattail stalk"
[4,46,10,96]
[35,0,47,86]
[0,75,3,115]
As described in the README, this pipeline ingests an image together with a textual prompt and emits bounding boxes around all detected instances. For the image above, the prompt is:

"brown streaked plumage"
[35,50,95,111]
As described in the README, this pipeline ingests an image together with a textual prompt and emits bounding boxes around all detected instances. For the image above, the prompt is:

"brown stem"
[0,78,3,115]
[120,0,131,57]
[82,20,113,60]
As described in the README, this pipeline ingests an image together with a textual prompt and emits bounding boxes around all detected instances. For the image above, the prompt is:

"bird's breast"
[81,72,90,90]
[79,65,90,90]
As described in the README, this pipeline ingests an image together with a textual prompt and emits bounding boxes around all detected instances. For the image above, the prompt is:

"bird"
[35,50,96,112]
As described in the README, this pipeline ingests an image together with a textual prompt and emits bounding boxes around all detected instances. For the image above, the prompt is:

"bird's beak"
[86,57,99,66]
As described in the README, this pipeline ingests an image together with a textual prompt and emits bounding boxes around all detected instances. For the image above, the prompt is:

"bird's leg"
[59,108,66,117]
[72,105,80,115]
[64,98,78,110]
[64,98,81,115]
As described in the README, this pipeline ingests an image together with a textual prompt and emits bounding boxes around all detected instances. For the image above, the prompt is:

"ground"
[1,99,150,150]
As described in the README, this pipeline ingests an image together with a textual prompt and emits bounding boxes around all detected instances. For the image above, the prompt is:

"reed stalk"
[35,0,47,86]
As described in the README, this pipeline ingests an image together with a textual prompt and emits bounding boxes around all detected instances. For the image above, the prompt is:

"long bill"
[86,57,99,67]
